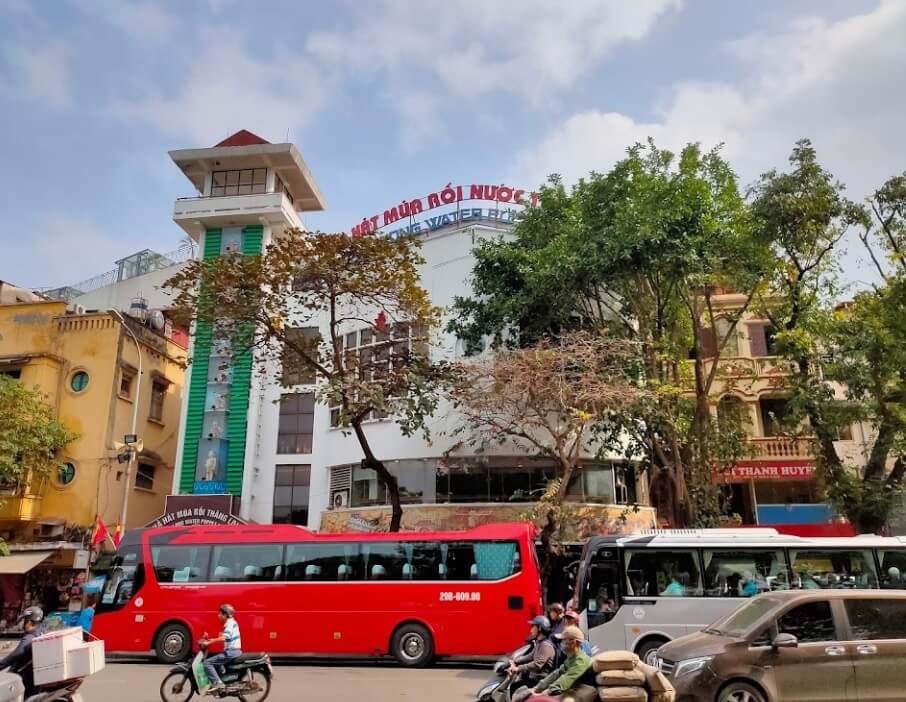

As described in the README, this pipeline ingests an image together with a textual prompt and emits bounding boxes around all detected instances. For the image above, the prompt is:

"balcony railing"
[747,436,814,460]
[701,356,796,380]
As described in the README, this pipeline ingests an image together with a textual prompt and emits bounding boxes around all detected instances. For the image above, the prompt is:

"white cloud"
[79,0,177,45]
[110,28,328,145]
[512,0,906,199]
[1,40,75,109]
[308,0,680,115]
[30,214,130,287]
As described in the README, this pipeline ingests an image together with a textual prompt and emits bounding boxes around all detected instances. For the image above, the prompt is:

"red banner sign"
[351,183,538,237]
[716,461,816,481]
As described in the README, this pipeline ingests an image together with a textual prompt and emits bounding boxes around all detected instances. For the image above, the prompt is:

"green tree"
[749,143,906,533]
[0,375,77,492]
[451,141,767,526]
[166,230,449,531]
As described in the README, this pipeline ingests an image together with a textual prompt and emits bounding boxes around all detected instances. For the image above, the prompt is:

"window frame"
[69,370,90,393]
[273,464,311,526]
[149,379,167,422]
[774,599,839,644]
[119,367,136,400]
[277,393,315,454]
[135,463,156,491]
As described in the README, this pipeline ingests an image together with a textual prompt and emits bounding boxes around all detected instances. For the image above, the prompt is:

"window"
[879,550,906,589]
[135,463,155,491]
[275,174,293,204]
[749,323,779,357]
[282,327,320,386]
[285,543,363,582]
[702,550,788,597]
[70,371,89,392]
[56,462,76,487]
[329,323,429,426]
[119,368,135,399]
[777,601,836,643]
[277,393,315,454]
[273,465,310,525]
[708,596,782,638]
[759,397,790,437]
[716,317,739,357]
[211,169,267,196]
[624,549,703,597]
[718,396,752,435]
[789,549,878,589]
[149,380,167,421]
[845,599,906,641]
[0,369,21,379]
[210,544,284,582]
[151,545,211,583]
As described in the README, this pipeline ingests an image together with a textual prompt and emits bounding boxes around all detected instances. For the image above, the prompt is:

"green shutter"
[178,230,222,494]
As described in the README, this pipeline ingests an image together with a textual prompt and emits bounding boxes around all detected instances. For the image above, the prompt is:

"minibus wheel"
[635,636,668,666]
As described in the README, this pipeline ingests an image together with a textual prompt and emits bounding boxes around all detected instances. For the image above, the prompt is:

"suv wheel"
[718,682,767,702]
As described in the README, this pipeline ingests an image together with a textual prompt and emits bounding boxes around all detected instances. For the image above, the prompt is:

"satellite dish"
[149,310,166,330]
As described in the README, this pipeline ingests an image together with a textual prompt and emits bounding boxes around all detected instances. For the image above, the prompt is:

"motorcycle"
[159,641,273,702]
[25,680,85,702]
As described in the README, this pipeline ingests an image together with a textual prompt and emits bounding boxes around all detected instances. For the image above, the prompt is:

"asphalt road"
[81,661,491,702]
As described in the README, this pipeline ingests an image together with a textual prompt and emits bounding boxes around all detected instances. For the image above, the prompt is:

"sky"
[1,0,905,291]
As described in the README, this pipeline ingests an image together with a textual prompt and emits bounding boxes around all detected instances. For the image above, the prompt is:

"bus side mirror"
[772,633,798,649]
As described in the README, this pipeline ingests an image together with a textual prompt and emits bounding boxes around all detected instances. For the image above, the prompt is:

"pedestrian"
[78,594,96,638]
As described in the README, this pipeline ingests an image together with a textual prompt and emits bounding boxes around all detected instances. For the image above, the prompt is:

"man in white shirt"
[202,604,242,691]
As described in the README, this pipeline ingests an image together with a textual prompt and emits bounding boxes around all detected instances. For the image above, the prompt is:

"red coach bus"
[93,522,541,665]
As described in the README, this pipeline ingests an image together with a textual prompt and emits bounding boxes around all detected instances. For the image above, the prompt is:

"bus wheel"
[391,623,434,667]
[718,681,767,702]
[155,622,192,663]
[635,637,667,667]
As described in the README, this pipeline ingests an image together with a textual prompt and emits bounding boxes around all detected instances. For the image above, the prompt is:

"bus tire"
[391,622,434,667]
[155,622,192,663]
[717,681,767,702]
[635,637,668,667]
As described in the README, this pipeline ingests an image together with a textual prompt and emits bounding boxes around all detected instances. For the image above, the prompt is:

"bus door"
[581,546,622,630]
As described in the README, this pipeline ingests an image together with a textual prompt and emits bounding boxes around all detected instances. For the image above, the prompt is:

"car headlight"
[673,656,713,678]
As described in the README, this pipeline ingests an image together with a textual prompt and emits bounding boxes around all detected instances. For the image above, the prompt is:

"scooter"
[159,641,273,702]
[25,680,85,702]
[476,642,533,702]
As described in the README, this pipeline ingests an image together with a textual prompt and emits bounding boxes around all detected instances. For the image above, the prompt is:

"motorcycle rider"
[561,610,593,655]
[0,607,46,698]
[507,616,556,691]
[546,603,565,638]
[515,626,595,702]
[200,604,242,693]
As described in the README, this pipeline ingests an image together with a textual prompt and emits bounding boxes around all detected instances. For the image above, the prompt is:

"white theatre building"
[168,131,655,537]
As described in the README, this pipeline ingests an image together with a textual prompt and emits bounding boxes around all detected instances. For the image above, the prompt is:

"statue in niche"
[208,420,223,440]
[204,450,218,481]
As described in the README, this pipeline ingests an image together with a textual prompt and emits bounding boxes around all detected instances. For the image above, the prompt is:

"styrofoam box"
[33,628,82,670]
[33,629,106,685]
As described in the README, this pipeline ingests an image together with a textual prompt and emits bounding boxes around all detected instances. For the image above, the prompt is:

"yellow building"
[0,300,186,537]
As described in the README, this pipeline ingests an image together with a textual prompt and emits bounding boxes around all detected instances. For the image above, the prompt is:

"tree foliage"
[166,230,449,531]
[0,375,77,488]
[451,141,766,526]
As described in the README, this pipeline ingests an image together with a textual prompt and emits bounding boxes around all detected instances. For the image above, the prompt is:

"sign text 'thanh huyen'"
[716,462,816,481]
[351,183,538,237]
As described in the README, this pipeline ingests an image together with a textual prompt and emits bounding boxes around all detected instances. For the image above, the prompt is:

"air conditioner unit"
[67,304,86,315]
[330,489,350,510]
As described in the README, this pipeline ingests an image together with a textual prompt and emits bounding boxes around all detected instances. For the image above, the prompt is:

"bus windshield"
[704,596,781,638]
[99,546,142,610]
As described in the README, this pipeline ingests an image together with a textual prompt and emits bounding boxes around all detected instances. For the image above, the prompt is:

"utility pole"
[111,310,142,531]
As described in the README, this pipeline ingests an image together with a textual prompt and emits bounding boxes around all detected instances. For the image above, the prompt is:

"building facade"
[169,131,656,536]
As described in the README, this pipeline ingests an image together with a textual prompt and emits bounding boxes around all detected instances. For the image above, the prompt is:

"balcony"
[173,192,303,240]
[0,491,43,521]
[703,356,796,380]
[747,436,814,461]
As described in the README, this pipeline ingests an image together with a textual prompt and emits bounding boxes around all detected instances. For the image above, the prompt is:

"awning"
[0,553,52,575]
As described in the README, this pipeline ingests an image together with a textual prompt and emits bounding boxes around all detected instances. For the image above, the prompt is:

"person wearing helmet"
[508,615,556,692]
[517,626,595,702]
[0,607,46,697]
[201,604,242,692]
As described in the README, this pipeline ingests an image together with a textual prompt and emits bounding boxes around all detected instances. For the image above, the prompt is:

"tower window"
[211,169,267,196]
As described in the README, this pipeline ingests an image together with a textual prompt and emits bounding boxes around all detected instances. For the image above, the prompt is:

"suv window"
[778,601,836,643]
[845,599,906,641]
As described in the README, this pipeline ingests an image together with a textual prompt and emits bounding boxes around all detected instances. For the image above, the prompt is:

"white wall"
[72,262,188,313]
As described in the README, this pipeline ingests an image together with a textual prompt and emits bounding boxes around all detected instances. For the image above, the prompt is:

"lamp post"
[111,310,142,530]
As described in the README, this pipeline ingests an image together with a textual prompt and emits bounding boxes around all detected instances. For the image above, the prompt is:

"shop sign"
[351,183,538,237]
[717,462,816,481]
[145,495,245,529]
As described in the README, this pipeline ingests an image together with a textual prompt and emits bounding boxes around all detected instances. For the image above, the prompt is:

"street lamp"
[111,309,142,531]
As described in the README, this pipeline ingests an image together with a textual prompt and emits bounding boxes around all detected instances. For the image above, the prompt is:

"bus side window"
[285,543,363,581]
[879,550,906,589]
[702,550,787,597]
[624,549,702,597]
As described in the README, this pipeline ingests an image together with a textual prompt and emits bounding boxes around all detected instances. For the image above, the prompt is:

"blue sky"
[1,0,904,290]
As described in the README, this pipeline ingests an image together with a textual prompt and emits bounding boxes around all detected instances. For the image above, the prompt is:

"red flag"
[91,518,109,549]
[374,310,388,332]
[113,521,123,549]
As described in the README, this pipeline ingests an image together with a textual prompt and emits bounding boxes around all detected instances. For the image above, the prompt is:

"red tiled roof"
[215,130,270,147]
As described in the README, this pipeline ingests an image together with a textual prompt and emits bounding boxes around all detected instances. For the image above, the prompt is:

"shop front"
[715,460,853,536]
[0,544,91,632]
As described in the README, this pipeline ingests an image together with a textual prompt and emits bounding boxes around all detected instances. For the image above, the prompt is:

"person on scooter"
[561,610,593,655]
[507,616,555,690]
[201,604,242,693]
[0,607,46,698]
[514,626,595,702]
[546,603,565,638]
